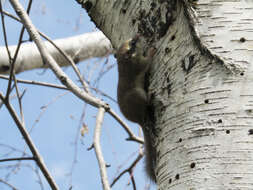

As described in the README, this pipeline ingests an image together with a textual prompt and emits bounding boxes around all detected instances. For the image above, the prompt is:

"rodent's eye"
[128,41,137,55]
[130,40,137,48]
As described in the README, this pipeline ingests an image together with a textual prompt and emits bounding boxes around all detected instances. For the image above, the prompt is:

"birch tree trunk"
[76,0,253,189]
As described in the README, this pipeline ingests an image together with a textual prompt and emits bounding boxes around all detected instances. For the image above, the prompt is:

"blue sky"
[0,0,155,189]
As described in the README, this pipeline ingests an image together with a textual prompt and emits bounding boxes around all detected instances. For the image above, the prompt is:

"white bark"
[93,107,111,190]
[77,0,253,189]
[0,31,113,74]
[151,1,253,189]
[195,0,253,71]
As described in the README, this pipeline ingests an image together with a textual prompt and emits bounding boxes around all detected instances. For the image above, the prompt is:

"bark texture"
[195,0,253,71]
[77,0,253,189]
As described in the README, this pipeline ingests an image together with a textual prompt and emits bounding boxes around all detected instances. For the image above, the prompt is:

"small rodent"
[115,35,157,182]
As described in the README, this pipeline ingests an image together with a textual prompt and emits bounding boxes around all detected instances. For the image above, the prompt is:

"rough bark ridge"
[77,0,253,189]
[149,1,253,189]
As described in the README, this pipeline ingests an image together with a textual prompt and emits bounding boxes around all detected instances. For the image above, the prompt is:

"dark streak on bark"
[138,0,177,41]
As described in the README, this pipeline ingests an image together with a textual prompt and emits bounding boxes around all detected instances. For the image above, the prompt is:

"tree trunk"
[77,0,253,189]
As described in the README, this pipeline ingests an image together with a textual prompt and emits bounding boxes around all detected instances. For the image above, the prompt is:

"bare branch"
[9,0,108,109]
[4,3,146,189]
[0,143,30,156]
[13,76,26,124]
[0,178,19,190]
[7,0,143,149]
[68,104,87,187]
[107,109,144,144]
[0,2,11,59]
[129,172,137,190]
[0,157,34,162]
[30,92,68,133]
[0,74,68,90]
[0,11,113,76]
[34,166,45,190]
[5,0,33,98]
[0,74,116,102]
[2,163,45,190]
[110,152,143,187]
[93,107,111,190]
[0,92,59,190]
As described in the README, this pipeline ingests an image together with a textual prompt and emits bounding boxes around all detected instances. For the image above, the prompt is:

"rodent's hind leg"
[121,88,148,124]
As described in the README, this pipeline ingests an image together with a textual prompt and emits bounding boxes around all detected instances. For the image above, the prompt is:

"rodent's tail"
[143,127,157,183]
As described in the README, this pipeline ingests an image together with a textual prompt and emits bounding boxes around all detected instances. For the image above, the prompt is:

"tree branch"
[110,152,143,188]
[0,92,59,190]
[93,107,111,190]
[9,0,108,108]
[0,157,34,162]
[8,0,143,146]
[0,74,117,103]
[0,178,19,190]
[0,11,113,75]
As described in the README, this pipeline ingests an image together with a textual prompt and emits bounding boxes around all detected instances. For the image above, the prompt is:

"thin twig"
[107,109,144,144]
[93,107,111,190]
[6,4,147,190]
[10,0,106,108]
[13,75,26,124]
[0,1,13,100]
[30,92,68,133]
[34,166,45,190]
[0,143,30,156]
[94,62,115,89]
[0,92,59,190]
[6,0,33,98]
[0,157,34,162]
[1,8,117,102]
[0,10,90,93]
[0,74,68,90]
[0,2,11,59]
[90,87,117,103]
[110,153,143,187]
[129,172,137,190]
[0,74,117,104]
[0,178,19,190]
[68,103,87,187]
[3,163,45,190]
[6,0,142,149]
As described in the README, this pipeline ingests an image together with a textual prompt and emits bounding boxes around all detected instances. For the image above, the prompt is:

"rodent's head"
[116,35,156,62]
[116,35,141,59]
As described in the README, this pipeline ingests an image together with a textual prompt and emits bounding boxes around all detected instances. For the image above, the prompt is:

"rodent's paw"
[147,47,157,58]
